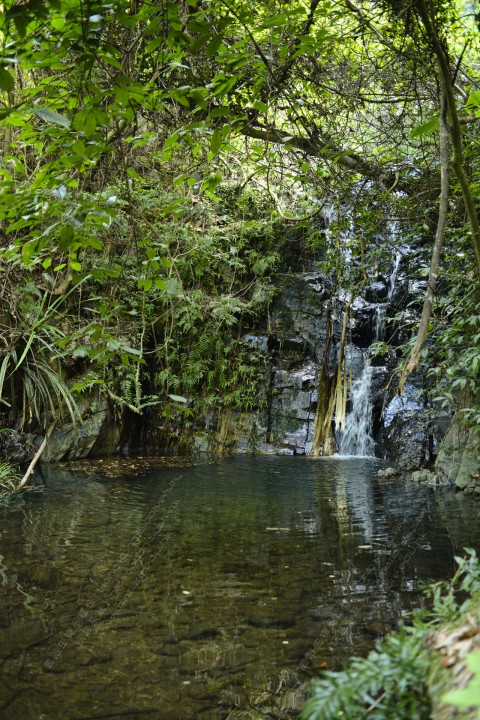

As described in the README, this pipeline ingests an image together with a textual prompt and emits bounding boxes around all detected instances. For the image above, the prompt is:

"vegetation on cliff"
[0,0,479,473]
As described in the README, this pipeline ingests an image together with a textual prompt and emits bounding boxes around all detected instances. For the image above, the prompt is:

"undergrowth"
[0,460,21,498]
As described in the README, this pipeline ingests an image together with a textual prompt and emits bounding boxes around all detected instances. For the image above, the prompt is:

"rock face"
[14,235,474,479]
[435,412,480,493]
[142,259,448,462]
[34,394,123,463]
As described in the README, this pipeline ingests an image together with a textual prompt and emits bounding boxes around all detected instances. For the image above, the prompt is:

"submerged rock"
[410,469,441,486]
[377,467,400,478]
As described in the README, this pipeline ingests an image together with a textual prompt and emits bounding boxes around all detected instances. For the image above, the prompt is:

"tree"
[0,0,478,448]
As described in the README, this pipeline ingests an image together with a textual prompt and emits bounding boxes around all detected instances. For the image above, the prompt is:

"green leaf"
[73,109,104,136]
[442,651,480,715]
[262,13,288,27]
[168,394,188,403]
[466,91,480,111]
[205,33,224,57]
[127,167,141,180]
[138,278,153,291]
[253,100,268,113]
[13,14,28,38]
[210,129,222,155]
[166,278,179,295]
[411,117,438,139]
[34,107,71,129]
[58,225,74,252]
[209,107,229,118]
[0,67,14,92]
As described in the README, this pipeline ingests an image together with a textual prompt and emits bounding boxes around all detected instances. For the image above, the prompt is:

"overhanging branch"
[238,124,400,188]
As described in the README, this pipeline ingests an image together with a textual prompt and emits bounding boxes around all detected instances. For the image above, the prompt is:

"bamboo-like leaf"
[0,354,11,403]
[34,107,71,128]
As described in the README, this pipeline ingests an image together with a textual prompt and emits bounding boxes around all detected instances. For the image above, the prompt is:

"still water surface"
[1,456,480,719]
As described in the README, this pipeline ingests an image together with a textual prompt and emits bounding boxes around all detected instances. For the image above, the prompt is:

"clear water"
[1,456,479,719]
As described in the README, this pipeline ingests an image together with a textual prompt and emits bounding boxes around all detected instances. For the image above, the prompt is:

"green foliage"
[302,550,480,720]
[442,651,480,718]
[302,628,430,720]
[0,281,84,429]
[425,236,480,425]
[0,0,478,436]
[0,460,21,497]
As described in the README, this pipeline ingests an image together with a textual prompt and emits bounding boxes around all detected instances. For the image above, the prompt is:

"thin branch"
[17,422,55,491]
[106,388,142,415]
[416,0,480,271]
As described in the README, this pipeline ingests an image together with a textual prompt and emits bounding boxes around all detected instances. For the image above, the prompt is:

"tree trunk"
[416,0,480,272]
[397,90,449,394]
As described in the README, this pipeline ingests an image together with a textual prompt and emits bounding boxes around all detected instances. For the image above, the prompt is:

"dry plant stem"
[334,290,355,432]
[397,91,449,395]
[311,287,355,455]
[311,294,337,456]
[106,388,142,415]
[17,422,55,491]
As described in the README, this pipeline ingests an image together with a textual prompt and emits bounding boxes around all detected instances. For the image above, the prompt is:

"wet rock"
[364,281,389,303]
[246,617,296,630]
[377,467,399,478]
[0,430,34,464]
[0,620,50,658]
[73,648,112,666]
[242,334,269,352]
[303,272,333,300]
[20,565,63,591]
[38,394,121,463]
[436,411,480,492]
[349,298,381,348]
[376,378,441,471]
[410,469,439,485]
[186,628,221,641]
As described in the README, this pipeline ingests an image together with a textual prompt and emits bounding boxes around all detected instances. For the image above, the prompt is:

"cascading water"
[336,245,403,457]
[372,248,403,343]
[337,359,375,457]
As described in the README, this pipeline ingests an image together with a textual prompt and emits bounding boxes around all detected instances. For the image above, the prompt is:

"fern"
[303,551,480,720]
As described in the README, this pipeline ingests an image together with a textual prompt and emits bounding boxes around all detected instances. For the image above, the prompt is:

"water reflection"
[0,456,479,719]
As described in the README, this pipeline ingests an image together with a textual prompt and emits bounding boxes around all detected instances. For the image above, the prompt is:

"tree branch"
[17,422,55,491]
[416,0,480,272]
[238,124,399,187]
[397,90,449,395]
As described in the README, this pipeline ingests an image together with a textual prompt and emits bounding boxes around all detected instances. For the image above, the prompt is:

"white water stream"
[337,248,403,457]
[338,360,375,456]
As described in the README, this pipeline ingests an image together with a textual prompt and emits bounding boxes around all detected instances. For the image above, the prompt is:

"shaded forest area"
[0,0,479,480]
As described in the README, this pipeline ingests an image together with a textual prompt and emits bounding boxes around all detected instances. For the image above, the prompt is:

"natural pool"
[1,456,480,719]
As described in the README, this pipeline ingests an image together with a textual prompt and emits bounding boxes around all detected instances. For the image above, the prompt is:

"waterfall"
[374,306,386,342]
[337,359,375,457]
[388,249,402,301]
[335,248,403,457]
[372,249,403,344]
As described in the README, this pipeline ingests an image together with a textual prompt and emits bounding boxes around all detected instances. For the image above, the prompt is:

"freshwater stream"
[1,456,480,719]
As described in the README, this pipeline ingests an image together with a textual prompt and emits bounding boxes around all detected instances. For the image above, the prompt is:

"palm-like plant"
[0,281,85,432]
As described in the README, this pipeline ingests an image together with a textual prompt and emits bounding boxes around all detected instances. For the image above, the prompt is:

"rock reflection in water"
[0,456,479,719]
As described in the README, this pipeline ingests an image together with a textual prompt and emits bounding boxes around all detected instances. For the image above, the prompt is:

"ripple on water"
[0,455,479,719]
